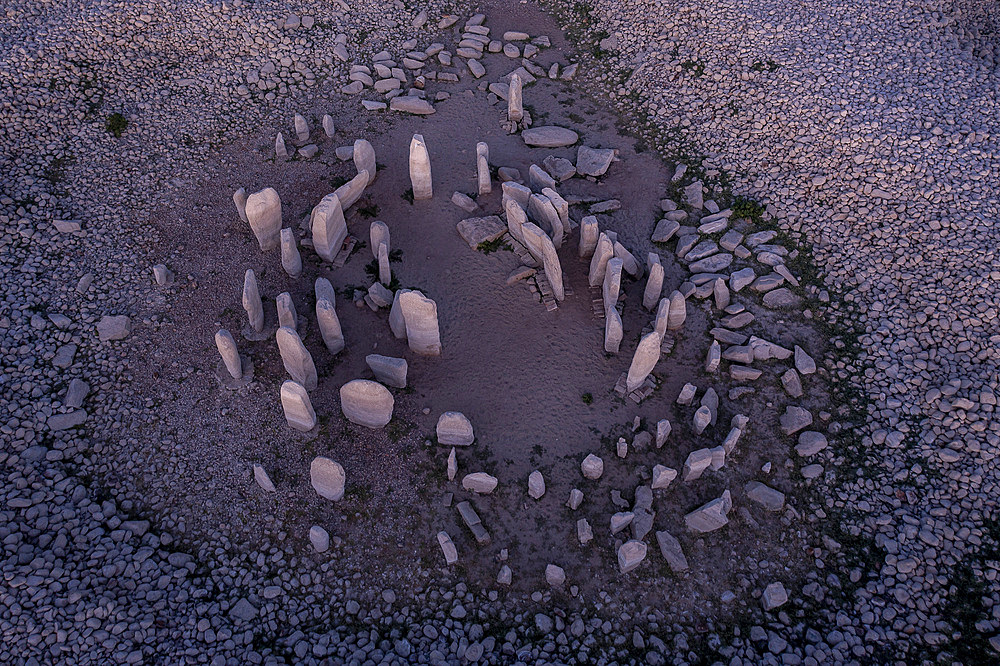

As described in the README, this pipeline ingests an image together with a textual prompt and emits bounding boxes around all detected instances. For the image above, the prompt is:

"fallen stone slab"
[684,490,732,533]
[457,215,506,249]
[48,410,87,431]
[618,540,647,574]
[779,405,813,435]
[655,531,689,573]
[796,431,828,456]
[576,146,615,176]
[745,481,785,511]
[310,457,345,501]
[462,472,498,494]
[365,354,407,388]
[97,315,132,341]
[522,125,579,147]
[390,96,436,114]
[437,532,458,565]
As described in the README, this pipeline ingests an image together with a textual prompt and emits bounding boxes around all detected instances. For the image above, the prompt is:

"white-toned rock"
[409,134,433,200]
[322,114,335,137]
[437,531,458,565]
[666,290,687,330]
[276,327,317,390]
[275,132,288,158]
[705,340,721,372]
[527,470,545,499]
[309,526,330,553]
[588,232,614,287]
[369,220,390,259]
[462,472,498,494]
[794,345,817,374]
[522,126,579,147]
[577,518,593,544]
[353,139,376,184]
[399,290,441,355]
[276,292,297,330]
[447,448,457,481]
[339,379,393,428]
[683,448,713,481]
[253,464,276,492]
[626,331,661,392]
[567,488,584,510]
[245,187,282,251]
[280,380,316,432]
[215,329,242,379]
[280,228,302,277]
[476,142,491,195]
[604,308,623,353]
[602,257,622,309]
[651,465,677,489]
[581,453,604,480]
[242,269,264,333]
[618,540,647,574]
[579,215,599,258]
[294,113,308,142]
[508,73,523,122]
[311,194,347,262]
[233,187,249,224]
[334,170,369,210]
[310,456,345,501]
[366,354,407,388]
[520,222,564,301]
[693,405,712,435]
[643,255,663,310]
[577,146,616,177]
[437,412,474,446]
[316,298,344,354]
[655,531,689,573]
[545,564,566,586]
[684,490,732,533]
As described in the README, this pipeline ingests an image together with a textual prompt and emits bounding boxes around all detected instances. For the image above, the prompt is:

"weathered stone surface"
[528,470,545,499]
[602,257,623,308]
[705,340,721,372]
[683,448,714,481]
[233,187,249,223]
[667,290,687,330]
[576,146,615,176]
[762,287,801,308]
[476,142,491,195]
[796,431,828,456]
[745,481,785,511]
[579,215,599,258]
[618,540,647,574]
[611,512,634,534]
[543,155,576,182]
[457,215,506,249]
[780,405,813,435]
[391,96,436,114]
[626,331,661,392]
[520,222,564,301]
[275,133,288,158]
[693,406,712,435]
[462,472,498,494]
[545,564,566,586]
[280,380,316,432]
[253,464,276,492]
[310,456,345,501]
[581,454,604,480]
[684,491,732,533]
[437,531,458,564]
[522,125,579,147]
[508,73,523,122]
[309,526,330,553]
[451,191,478,212]
[97,315,131,341]
[762,582,788,610]
[651,465,677,489]
[643,256,663,310]
[505,199,528,244]
[276,292,297,330]
[48,410,87,431]
[340,379,393,428]
[683,181,704,210]
[651,218,680,243]
[246,187,282,251]
[280,228,302,277]
[276,327,317,390]
[794,345,817,374]
[604,308,623,353]
[65,379,89,408]
[528,193,563,247]
[689,252,733,273]
[369,221,390,259]
[656,531,689,573]
[588,233,614,287]
[656,419,672,447]
[334,170,368,210]
[781,368,804,397]
[242,269,264,333]
[215,329,242,379]
[353,138,376,184]
[567,488,584,510]
[613,242,642,277]
[437,412,474,446]
[399,290,441,355]
[366,354,407,388]
[316,298,345,354]
[311,194,347,262]
[409,134,433,200]
[577,518,593,544]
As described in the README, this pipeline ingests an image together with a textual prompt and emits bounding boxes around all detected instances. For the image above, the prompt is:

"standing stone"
[656,419,672,447]
[579,215,599,259]
[370,221,391,258]
[502,181,531,211]
[437,412,474,446]
[520,223,564,301]
[528,470,545,499]
[334,170,369,210]
[508,73,523,122]
[311,194,347,262]
[316,298,345,354]
[242,269,264,333]
[666,290,687,330]
[365,354,407,388]
[581,454,604,480]
[280,228,302,277]
[705,340,721,372]
[246,187,282,251]
[437,532,459,565]
[377,242,391,286]
[280,380,316,432]
[353,139,377,184]
[388,289,410,339]
[276,326,317,390]
[618,540,647,574]
[603,258,623,309]
[588,233,614,287]
[505,199,528,244]
[605,308,623,353]
[626,332,662,392]
[543,188,570,232]
[215,329,242,379]
[315,277,336,306]
[294,113,309,142]
[693,406,712,435]
[322,114,335,137]
[276,292,297,330]
[528,193,563,248]
[409,134,433,200]
[233,187,249,224]
[651,465,677,489]
[309,526,330,553]
[399,291,442,355]
[614,242,642,278]
[713,277,730,310]
[476,142,491,195]
[643,255,664,310]
[653,297,670,338]
[340,379,394,428]
[310,456,345,500]
[275,132,288,158]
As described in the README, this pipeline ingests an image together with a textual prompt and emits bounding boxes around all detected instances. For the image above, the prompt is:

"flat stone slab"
[462,472,498,494]
[365,354,407,388]
[48,410,87,431]
[390,96,436,114]
[745,481,785,511]
[456,216,506,249]
[522,125,579,147]
[655,530,689,573]
[97,315,132,341]
[763,287,802,309]
[651,219,680,243]
[576,146,615,176]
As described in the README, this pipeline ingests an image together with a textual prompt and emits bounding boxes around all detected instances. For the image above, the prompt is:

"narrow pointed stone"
[322,114,335,137]
[275,132,288,158]
[476,142,491,195]
[399,290,441,355]
[603,258,623,310]
[714,277,730,310]
[311,194,347,262]
[409,134,433,200]
[215,329,242,379]
[370,221,390,259]
[294,113,309,142]
[246,187,282,251]
[242,269,264,333]
[233,187,249,224]
[276,293,296,331]
[316,298,345,354]
[588,233,614,287]
[508,73,523,122]
[276,326,317,390]
[281,380,316,432]
[378,242,391,286]
[315,277,336,306]
[280,228,302,277]
[643,255,664,310]
[353,139,377,184]
[626,332,661,392]
[521,222,564,301]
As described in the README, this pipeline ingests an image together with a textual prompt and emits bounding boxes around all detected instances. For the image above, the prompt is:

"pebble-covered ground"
[1,0,998,663]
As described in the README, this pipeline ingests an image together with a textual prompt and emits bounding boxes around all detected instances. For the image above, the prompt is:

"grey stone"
[340,379,393,428]
[581,453,604,480]
[796,431,828,456]
[64,379,89,408]
[366,354,407,388]
[276,327,317,390]
[762,582,788,610]
[528,470,545,499]
[779,406,813,435]
[522,125,579,147]
[651,465,677,489]
[48,410,87,431]
[246,187,282,251]
[520,222,564,300]
[391,96,436,114]
[309,526,330,553]
[280,380,316,432]
[655,531,689,573]
[353,139,376,184]
[745,481,785,511]
[618,540,647,574]
[457,215,506,249]
[399,291,441,355]
[626,331,661,392]
[310,193,347,262]
[97,315,131,341]
[215,329,242,379]
[409,134,433,199]
[253,465,276,492]
[684,491,732,533]
[462,473,498,494]
[576,146,615,176]
[316,298,345,354]
[437,411,474,446]
[310,456,346,501]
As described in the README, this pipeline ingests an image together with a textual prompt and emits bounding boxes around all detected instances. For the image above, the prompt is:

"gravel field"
[1,0,998,663]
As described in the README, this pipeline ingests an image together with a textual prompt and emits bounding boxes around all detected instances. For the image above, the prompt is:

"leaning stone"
[309,526,330,553]
[683,448,713,481]
[311,194,347,262]
[684,491,731,533]
[97,315,131,341]
[497,565,512,585]
[280,228,302,277]
[780,406,813,435]
[276,292,297,330]
[340,379,393,428]
[242,269,264,333]
[626,332,661,392]
[275,133,288,158]
[588,233,614,287]
[276,327,317,390]
[666,291,686,330]
[310,457,346,501]
[452,191,479,213]
[333,170,369,210]
[618,540,647,574]
[399,291,441,355]
[604,308,623,353]
[294,113,309,142]
[462,472,498,494]
[246,187,282,251]
[437,412,474,446]
[388,289,409,339]
[705,340,721,372]
[677,383,697,405]
[656,419,672,447]
[233,187,249,224]
[409,134,433,199]
[505,199,528,244]
[370,220,390,258]
[366,354,407,388]
[576,146,615,177]
[581,454,604,480]
[520,222,564,300]
[652,465,677,489]
[643,256,664,310]
[353,139,377,184]
[655,531,689,573]
[603,257,623,308]
[253,464,276,492]
[437,532,458,565]
[614,242,642,277]
[528,470,545,499]
[543,155,576,182]
[215,329,242,379]
[322,114,335,137]
[762,582,788,610]
[796,431,828,457]
[280,380,316,432]
[316,298,345,354]
[745,481,785,512]
[714,278,730,309]
[391,96,436,114]
[693,406,712,435]
[522,125,579,147]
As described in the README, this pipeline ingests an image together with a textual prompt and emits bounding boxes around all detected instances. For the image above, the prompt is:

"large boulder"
[340,379,393,428]
[522,126,579,147]
[310,456,345,501]
[437,412,474,446]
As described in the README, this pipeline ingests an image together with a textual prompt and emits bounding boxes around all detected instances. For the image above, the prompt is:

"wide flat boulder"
[456,215,506,249]
[522,125,579,147]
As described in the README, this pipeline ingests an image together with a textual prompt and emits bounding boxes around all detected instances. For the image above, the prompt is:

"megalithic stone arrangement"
[369,221,390,259]
[280,228,302,277]
[643,253,664,310]
[505,199,527,245]
[588,232,614,287]
[276,292,297,330]
[294,113,308,142]
[579,215,598,259]
[310,193,347,262]
[409,134,433,200]
[245,187,282,251]
[242,269,264,333]
[353,139,376,185]
[334,170,369,210]
[275,326,317,390]
[280,380,316,432]
[476,142,491,195]
[233,187,249,224]
[667,290,687,330]
[316,298,345,354]
[508,73,523,122]
[626,331,662,392]
[377,242,391,286]
[388,288,410,339]
[340,379,394,428]
[602,257,623,310]
[399,290,441,355]
[520,222,565,301]
[215,329,242,380]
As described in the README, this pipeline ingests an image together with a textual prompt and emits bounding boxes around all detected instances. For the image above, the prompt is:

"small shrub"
[477,237,512,254]
[105,113,128,137]
[401,187,414,204]
[358,202,379,218]
[731,196,765,224]
[581,393,593,405]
